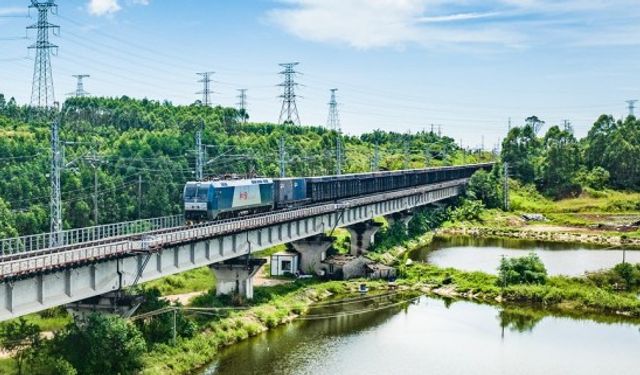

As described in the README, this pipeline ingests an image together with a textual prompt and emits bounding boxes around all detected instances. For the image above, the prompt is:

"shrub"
[498,253,548,286]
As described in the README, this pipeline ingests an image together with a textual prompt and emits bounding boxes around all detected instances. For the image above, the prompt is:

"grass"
[510,183,640,214]
[402,263,640,317]
[143,267,215,295]
[140,279,386,375]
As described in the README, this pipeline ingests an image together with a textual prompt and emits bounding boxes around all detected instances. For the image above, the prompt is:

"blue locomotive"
[183,164,493,222]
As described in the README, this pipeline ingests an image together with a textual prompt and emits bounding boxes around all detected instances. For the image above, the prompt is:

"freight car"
[183,163,493,222]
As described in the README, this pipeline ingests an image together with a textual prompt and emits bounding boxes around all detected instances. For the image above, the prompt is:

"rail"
[0,214,184,256]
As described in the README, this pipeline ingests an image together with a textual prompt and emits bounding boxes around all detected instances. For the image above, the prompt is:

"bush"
[449,199,484,222]
[498,253,548,286]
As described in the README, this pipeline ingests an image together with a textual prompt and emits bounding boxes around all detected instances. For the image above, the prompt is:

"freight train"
[183,163,493,222]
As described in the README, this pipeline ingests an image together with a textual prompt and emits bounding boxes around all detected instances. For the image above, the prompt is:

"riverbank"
[438,225,640,248]
[140,279,390,375]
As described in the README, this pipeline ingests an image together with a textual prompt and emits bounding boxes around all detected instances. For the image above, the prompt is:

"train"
[183,163,493,222]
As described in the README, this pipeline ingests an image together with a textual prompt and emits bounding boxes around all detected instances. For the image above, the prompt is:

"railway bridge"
[0,169,485,322]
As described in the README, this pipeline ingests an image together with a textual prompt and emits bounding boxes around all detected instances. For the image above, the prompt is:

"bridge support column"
[345,221,383,256]
[385,211,414,228]
[290,234,333,275]
[66,292,145,321]
[210,258,266,300]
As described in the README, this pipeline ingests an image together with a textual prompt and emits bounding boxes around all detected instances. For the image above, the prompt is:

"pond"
[411,236,640,276]
[202,293,640,375]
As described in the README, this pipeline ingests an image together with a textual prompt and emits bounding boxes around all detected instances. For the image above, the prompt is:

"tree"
[501,124,541,184]
[525,115,545,135]
[54,314,147,375]
[466,169,501,208]
[0,318,42,375]
[539,126,582,198]
[498,253,547,286]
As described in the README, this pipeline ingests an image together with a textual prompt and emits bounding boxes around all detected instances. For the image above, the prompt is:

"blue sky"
[1,0,639,148]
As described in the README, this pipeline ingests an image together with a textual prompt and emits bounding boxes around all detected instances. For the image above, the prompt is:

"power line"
[278,62,301,126]
[28,0,60,108]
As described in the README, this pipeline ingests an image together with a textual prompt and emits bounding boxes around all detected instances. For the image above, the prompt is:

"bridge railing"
[0,214,184,256]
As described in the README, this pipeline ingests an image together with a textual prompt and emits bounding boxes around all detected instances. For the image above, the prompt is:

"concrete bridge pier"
[385,211,414,228]
[290,234,333,275]
[66,292,145,321]
[346,221,383,255]
[210,258,266,300]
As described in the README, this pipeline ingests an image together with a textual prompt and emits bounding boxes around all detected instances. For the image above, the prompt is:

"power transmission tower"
[195,121,204,180]
[278,62,301,126]
[237,89,248,123]
[327,89,342,175]
[28,0,60,108]
[327,89,340,131]
[503,162,510,211]
[196,72,214,106]
[562,119,573,133]
[508,117,512,132]
[50,115,62,246]
[626,100,637,117]
[278,136,287,177]
[68,74,90,97]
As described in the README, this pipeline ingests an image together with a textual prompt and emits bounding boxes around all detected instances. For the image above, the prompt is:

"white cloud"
[87,0,150,16]
[266,0,522,49]
[0,7,28,16]
[266,0,640,50]
[88,0,121,16]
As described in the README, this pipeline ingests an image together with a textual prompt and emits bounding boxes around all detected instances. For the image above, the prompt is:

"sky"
[0,0,639,149]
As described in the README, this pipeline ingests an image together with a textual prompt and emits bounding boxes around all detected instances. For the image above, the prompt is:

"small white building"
[270,250,299,276]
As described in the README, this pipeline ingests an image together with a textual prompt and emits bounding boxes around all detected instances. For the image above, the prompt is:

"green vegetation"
[0,94,488,237]
[143,267,214,295]
[501,115,640,199]
[402,262,640,317]
[498,253,548,286]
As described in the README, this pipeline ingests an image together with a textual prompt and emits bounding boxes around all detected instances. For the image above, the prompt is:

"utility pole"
[371,142,380,172]
[626,100,637,117]
[403,140,410,169]
[84,151,103,225]
[50,114,62,246]
[279,136,286,177]
[68,74,90,97]
[327,89,342,175]
[503,162,510,211]
[424,144,430,168]
[137,174,142,219]
[196,72,214,107]
[195,121,204,180]
[237,89,248,124]
[28,0,60,108]
[278,62,301,126]
[438,125,442,137]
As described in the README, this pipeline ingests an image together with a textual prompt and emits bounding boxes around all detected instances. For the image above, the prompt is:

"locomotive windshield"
[184,184,197,199]
[197,186,209,201]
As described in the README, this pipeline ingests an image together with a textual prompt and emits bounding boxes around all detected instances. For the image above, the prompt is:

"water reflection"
[412,236,640,276]
[203,295,640,375]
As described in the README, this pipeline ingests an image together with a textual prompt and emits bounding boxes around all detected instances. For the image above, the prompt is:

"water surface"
[412,236,640,276]
[203,294,640,375]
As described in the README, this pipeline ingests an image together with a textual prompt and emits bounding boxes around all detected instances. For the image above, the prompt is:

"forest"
[500,114,640,200]
[0,94,488,237]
